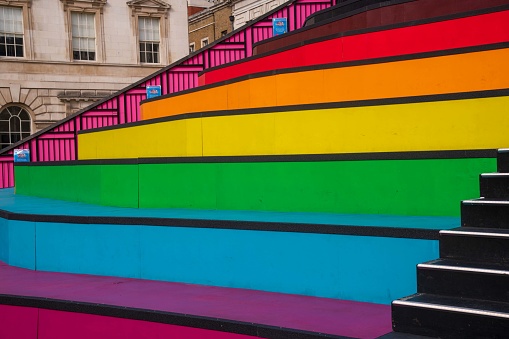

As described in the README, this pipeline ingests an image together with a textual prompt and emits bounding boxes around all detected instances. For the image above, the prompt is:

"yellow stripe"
[79,95,509,159]
[141,48,509,120]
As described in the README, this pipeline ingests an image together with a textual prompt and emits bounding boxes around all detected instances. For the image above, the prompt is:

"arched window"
[0,105,32,149]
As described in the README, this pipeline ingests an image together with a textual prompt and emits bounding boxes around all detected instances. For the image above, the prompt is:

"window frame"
[0,1,32,59]
[189,42,195,53]
[70,11,97,61]
[0,104,33,150]
[138,16,161,64]
[61,0,106,62]
[127,0,170,65]
[201,37,209,48]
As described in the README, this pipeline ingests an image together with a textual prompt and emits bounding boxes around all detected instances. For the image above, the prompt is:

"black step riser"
[417,267,509,303]
[498,150,509,173]
[461,203,509,229]
[392,303,509,339]
[440,233,509,264]
[480,175,509,200]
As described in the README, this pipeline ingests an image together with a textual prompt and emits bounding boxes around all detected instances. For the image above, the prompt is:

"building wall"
[0,0,188,135]
[232,0,286,29]
[188,1,232,52]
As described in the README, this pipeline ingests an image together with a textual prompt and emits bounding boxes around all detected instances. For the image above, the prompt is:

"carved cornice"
[126,0,171,18]
[0,0,32,8]
[60,0,107,12]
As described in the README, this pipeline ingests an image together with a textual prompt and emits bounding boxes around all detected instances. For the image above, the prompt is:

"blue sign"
[272,18,287,36]
[14,149,30,162]
[146,85,162,99]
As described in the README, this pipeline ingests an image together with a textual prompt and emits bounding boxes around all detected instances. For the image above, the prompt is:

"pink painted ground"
[0,261,392,338]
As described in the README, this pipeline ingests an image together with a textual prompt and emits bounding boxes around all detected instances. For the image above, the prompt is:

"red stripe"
[199,9,509,85]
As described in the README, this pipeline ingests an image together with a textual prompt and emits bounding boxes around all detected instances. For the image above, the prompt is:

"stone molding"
[126,0,170,17]
[60,0,107,13]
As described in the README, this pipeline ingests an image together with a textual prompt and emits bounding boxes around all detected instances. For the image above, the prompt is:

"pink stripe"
[82,111,118,117]
[37,308,258,339]
[39,134,74,140]
[0,305,38,339]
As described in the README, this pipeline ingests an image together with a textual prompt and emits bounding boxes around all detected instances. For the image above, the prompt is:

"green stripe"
[15,165,139,208]
[14,157,495,216]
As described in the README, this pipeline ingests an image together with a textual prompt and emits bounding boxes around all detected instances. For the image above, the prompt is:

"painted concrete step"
[498,148,509,173]
[392,293,509,338]
[480,173,509,200]
[461,199,509,228]
[440,227,509,264]
[417,258,509,303]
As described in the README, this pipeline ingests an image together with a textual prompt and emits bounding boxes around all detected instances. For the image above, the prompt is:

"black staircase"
[391,148,509,339]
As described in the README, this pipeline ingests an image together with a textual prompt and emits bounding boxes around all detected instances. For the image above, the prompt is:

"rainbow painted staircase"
[2,0,509,338]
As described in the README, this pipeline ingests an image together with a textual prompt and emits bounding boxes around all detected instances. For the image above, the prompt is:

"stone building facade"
[0,0,188,149]
[188,0,288,54]
[232,0,286,30]
[188,0,232,53]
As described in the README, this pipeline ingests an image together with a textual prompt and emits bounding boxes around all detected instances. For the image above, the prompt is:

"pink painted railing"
[0,0,337,188]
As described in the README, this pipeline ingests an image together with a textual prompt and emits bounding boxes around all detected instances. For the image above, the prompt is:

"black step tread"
[480,173,509,177]
[440,227,509,236]
[394,293,509,316]
[462,198,509,205]
[419,258,509,273]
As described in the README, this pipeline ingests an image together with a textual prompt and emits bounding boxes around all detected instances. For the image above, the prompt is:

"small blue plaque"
[146,86,162,99]
[272,18,287,36]
[14,149,30,162]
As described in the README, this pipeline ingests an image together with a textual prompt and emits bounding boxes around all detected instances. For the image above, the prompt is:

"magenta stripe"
[0,305,258,339]
[0,261,391,339]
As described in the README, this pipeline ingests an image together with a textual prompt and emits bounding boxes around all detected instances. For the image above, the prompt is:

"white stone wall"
[168,0,192,63]
[232,0,287,30]
[0,0,189,134]
[103,0,137,64]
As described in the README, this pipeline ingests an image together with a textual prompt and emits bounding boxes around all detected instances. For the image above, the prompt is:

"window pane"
[15,44,22,57]
[21,122,30,131]
[10,116,20,132]
[19,110,29,120]
[0,7,22,33]
[0,110,9,120]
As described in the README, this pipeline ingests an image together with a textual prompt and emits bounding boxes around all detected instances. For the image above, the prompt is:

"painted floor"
[0,188,459,229]
[0,261,392,339]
